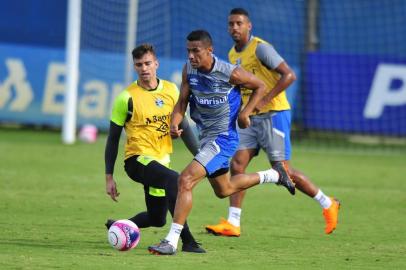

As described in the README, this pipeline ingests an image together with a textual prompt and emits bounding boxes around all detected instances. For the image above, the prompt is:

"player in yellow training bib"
[104,43,205,253]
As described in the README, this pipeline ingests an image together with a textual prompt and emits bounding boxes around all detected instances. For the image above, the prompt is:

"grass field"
[1,129,405,269]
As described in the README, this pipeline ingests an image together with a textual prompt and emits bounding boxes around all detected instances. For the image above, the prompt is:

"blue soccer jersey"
[186,55,241,175]
[187,55,241,139]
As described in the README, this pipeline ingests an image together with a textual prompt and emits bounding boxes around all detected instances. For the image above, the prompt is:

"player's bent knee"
[178,173,195,192]
[213,188,230,199]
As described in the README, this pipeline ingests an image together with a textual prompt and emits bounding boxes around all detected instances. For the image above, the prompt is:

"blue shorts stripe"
[271,110,291,160]
[195,135,238,175]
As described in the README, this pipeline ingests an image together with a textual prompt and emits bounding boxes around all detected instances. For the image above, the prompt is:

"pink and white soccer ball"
[107,219,140,251]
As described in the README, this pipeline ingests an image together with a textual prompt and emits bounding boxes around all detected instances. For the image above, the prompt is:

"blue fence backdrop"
[0,0,405,136]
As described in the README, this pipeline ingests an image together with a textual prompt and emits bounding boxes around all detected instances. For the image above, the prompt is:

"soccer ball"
[107,219,140,251]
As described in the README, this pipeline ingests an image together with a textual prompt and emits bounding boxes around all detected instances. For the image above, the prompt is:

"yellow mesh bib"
[228,36,290,113]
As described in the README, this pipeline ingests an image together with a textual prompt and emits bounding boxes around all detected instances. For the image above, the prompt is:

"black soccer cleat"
[182,240,206,253]
[105,219,116,230]
[273,162,295,195]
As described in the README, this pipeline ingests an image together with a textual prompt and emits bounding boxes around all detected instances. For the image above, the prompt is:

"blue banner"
[0,43,184,129]
[304,53,406,136]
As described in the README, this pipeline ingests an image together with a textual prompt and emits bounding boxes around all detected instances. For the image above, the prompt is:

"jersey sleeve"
[215,57,237,81]
[255,42,284,70]
[110,90,130,126]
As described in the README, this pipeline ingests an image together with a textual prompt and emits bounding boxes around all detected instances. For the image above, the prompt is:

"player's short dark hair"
[132,43,156,60]
[187,30,212,47]
[229,8,250,19]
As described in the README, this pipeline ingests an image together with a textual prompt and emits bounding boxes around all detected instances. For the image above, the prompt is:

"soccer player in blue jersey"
[148,30,295,255]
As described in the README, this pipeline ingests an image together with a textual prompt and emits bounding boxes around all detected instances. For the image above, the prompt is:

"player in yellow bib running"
[205,8,340,237]
[104,44,204,253]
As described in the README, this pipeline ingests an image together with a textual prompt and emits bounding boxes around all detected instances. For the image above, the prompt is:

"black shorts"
[124,155,179,190]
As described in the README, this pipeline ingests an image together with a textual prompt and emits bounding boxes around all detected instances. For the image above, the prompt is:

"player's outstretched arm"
[171,65,191,138]
[229,67,266,128]
[105,121,123,202]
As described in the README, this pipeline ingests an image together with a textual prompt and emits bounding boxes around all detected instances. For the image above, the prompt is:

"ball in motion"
[107,219,140,251]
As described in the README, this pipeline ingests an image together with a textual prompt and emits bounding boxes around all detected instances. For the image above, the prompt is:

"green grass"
[0,129,405,269]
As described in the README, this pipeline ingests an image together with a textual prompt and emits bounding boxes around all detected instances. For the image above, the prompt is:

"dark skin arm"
[255,61,296,111]
[229,67,266,128]
[170,65,191,138]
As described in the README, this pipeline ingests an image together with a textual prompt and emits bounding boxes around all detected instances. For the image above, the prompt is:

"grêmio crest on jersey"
[155,98,164,107]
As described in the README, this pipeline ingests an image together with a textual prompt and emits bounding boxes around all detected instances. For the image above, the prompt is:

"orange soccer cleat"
[205,218,241,237]
[323,197,341,234]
